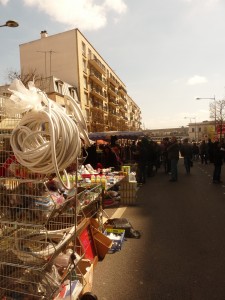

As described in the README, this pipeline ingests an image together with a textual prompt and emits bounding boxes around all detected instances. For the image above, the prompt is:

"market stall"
[0,80,109,300]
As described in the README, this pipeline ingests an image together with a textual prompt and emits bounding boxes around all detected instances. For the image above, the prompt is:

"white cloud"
[181,0,220,6]
[0,0,10,4]
[104,0,127,14]
[21,0,127,30]
[186,75,208,85]
[172,78,182,84]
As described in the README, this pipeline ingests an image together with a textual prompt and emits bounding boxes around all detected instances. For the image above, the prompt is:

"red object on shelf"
[79,225,96,261]
[81,174,92,179]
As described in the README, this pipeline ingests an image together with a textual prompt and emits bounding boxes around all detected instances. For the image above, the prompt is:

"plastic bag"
[6,79,44,115]
[105,218,141,239]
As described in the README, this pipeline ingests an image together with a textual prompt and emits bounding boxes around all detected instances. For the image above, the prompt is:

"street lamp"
[0,20,19,28]
[184,116,197,141]
[196,96,216,135]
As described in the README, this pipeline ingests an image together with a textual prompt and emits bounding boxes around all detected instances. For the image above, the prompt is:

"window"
[83,76,87,89]
[192,128,194,132]
[56,80,63,94]
[88,48,92,59]
[199,127,201,132]
[85,109,89,120]
[69,87,76,99]
[82,42,86,56]
[83,59,87,73]
[84,92,88,106]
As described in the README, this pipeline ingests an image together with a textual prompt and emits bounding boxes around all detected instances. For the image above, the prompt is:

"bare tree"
[7,68,39,87]
[210,100,225,140]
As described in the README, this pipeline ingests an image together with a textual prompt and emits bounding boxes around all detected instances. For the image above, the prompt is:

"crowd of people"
[84,137,225,185]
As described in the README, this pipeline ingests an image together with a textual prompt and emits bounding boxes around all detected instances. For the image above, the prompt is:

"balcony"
[107,75,119,87]
[119,105,127,113]
[108,86,118,98]
[118,85,127,96]
[89,71,106,88]
[90,87,106,102]
[89,57,106,75]
[108,97,118,107]
[90,103,104,111]
[108,110,118,118]
[118,95,127,105]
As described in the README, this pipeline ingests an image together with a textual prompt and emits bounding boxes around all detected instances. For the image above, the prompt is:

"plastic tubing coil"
[10,98,81,189]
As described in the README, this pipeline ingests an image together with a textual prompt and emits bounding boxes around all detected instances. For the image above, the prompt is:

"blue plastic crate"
[104,228,125,252]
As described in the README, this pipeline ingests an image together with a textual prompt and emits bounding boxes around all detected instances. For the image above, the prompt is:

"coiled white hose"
[64,94,91,147]
[12,225,76,263]
[9,82,91,190]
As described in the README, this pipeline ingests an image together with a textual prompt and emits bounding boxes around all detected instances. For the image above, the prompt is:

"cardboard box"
[104,228,125,252]
[76,259,94,295]
[91,227,112,260]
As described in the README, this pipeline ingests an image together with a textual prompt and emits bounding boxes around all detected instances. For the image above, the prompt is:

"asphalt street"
[92,158,225,300]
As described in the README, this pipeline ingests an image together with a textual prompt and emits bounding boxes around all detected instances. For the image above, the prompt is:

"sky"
[1,0,225,129]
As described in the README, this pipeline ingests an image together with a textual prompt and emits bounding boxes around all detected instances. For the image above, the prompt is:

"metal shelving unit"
[0,95,101,299]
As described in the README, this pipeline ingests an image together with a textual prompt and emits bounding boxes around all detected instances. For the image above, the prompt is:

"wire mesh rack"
[0,263,84,300]
[0,96,83,299]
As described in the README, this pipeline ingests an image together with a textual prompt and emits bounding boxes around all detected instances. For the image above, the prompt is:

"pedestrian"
[101,145,120,171]
[135,140,148,185]
[199,140,208,164]
[207,138,214,163]
[161,137,171,174]
[180,138,193,174]
[167,136,179,182]
[212,141,225,184]
[192,142,199,161]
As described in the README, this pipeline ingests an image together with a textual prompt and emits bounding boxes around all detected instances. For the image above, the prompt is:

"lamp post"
[0,20,19,28]
[196,96,217,137]
[184,116,197,141]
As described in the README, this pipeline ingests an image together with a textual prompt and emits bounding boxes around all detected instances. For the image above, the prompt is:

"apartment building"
[19,29,141,132]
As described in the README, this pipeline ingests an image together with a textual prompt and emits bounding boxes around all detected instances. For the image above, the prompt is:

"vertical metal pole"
[214,96,217,139]
[44,52,47,78]
[195,119,197,141]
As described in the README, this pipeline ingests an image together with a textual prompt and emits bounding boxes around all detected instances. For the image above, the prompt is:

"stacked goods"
[121,165,130,176]
[119,181,137,205]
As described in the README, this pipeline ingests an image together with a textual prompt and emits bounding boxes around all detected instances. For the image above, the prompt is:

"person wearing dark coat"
[180,138,193,174]
[167,136,180,182]
[212,141,225,184]
[101,145,120,170]
[135,140,148,184]
[207,138,214,163]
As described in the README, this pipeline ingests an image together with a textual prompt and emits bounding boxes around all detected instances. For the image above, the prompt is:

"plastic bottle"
[91,175,96,184]
[96,175,101,183]
[101,175,107,189]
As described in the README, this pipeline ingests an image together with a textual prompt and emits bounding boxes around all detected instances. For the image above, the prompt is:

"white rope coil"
[8,79,92,189]
[64,94,91,147]
[9,96,85,190]
[12,226,76,263]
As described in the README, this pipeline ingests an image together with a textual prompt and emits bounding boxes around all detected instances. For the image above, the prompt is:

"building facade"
[144,127,189,142]
[19,29,141,132]
[187,120,216,142]
[144,121,217,143]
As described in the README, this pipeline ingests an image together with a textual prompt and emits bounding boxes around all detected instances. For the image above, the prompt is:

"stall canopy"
[88,131,146,141]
